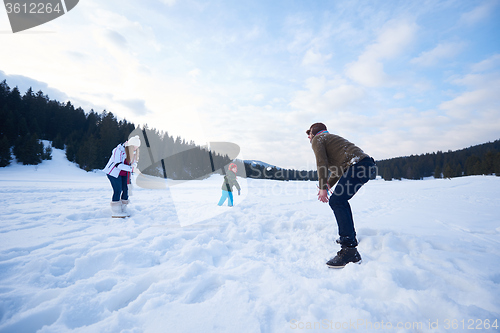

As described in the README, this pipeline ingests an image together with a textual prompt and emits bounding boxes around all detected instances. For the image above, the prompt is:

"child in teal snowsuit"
[218,163,241,207]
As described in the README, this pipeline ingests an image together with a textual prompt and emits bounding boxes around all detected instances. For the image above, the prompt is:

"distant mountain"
[244,160,280,170]
[243,159,317,181]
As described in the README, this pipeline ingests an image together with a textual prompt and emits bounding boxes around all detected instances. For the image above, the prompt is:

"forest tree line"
[0,79,314,180]
[0,80,234,178]
[132,127,233,180]
[0,80,247,179]
[0,80,134,169]
[1,79,499,181]
[376,140,500,180]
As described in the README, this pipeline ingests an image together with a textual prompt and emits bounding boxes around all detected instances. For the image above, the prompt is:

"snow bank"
[0,149,499,332]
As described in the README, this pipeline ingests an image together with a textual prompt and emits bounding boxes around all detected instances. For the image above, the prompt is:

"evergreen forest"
[376,140,500,180]
[0,80,135,170]
[130,127,234,180]
[1,79,498,181]
[0,80,230,178]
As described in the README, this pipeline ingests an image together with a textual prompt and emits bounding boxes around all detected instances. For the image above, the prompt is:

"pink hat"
[228,163,237,172]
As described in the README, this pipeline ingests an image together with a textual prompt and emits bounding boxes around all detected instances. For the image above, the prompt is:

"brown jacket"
[311,132,369,190]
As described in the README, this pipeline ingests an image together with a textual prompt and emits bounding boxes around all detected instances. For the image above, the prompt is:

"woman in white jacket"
[103,135,141,217]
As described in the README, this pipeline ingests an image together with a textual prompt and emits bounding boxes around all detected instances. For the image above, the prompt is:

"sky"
[1,0,499,169]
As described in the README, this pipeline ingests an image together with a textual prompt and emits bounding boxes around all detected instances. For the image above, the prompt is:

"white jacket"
[103,144,135,178]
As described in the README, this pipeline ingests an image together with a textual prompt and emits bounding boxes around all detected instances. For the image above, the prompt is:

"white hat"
[125,135,141,147]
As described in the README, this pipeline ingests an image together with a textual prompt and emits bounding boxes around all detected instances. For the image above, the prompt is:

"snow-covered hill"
[0,148,499,332]
[244,160,279,169]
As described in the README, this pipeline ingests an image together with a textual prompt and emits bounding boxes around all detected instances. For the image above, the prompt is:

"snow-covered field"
[1,148,499,333]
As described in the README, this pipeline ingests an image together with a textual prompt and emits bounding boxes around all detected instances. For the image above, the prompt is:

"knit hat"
[228,163,237,173]
[306,123,327,136]
[125,135,141,147]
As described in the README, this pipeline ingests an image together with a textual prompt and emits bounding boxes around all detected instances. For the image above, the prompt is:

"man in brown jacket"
[307,123,376,268]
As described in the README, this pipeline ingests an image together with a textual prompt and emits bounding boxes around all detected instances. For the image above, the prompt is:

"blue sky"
[1,0,499,169]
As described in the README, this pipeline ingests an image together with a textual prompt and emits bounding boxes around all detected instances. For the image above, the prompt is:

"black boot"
[326,247,361,268]
[335,236,358,247]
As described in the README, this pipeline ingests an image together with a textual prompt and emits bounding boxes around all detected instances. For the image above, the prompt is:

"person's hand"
[132,162,138,169]
[238,190,241,196]
[318,189,329,203]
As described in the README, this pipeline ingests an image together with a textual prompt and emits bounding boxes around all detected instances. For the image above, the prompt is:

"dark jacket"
[312,132,369,190]
[221,170,241,192]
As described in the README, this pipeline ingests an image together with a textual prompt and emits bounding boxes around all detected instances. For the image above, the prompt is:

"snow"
[1,147,499,333]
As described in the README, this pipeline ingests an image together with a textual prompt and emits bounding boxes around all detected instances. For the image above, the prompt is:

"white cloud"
[244,25,263,40]
[345,19,417,87]
[104,29,128,50]
[254,94,264,101]
[440,88,497,118]
[160,0,177,7]
[0,70,69,102]
[301,49,332,66]
[345,59,388,88]
[440,72,500,119]
[438,62,500,145]
[116,98,152,116]
[411,42,466,67]
[188,68,202,78]
[289,76,365,116]
[471,54,500,72]
[460,0,499,26]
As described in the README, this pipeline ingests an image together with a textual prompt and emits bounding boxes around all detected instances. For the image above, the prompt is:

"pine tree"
[77,135,98,171]
[53,134,64,149]
[17,117,29,137]
[14,133,43,165]
[495,153,500,176]
[443,164,453,179]
[6,86,22,113]
[434,164,442,178]
[41,143,52,160]
[454,163,462,178]
[0,108,16,146]
[97,111,120,168]
[65,140,78,162]
[483,151,495,175]
[465,155,480,175]
[393,166,401,180]
[0,135,12,167]
[0,80,9,106]
[382,166,392,181]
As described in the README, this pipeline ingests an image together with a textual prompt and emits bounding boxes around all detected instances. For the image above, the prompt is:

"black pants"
[329,157,376,247]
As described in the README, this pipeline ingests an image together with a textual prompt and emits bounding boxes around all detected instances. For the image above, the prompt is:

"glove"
[132,162,138,169]
[238,190,241,196]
